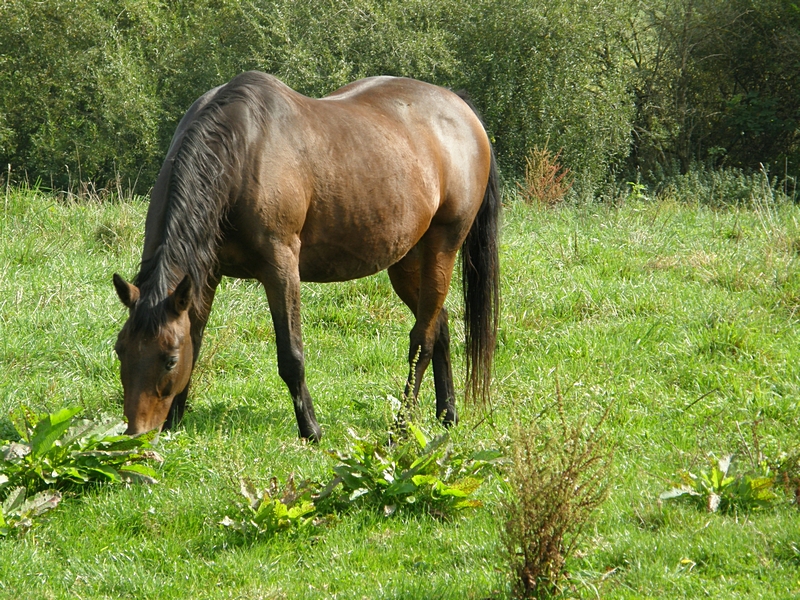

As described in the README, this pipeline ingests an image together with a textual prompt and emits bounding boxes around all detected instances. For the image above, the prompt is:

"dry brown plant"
[516,145,574,207]
[503,382,613,598]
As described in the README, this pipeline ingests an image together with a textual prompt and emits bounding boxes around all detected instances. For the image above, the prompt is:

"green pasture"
[1,185,800,598]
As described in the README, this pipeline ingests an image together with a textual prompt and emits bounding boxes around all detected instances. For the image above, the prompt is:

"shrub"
[446,0,633,189]
[0,0,635,193]
[516,144,573,206]
[503,394,612,597]
[658,164,788,207]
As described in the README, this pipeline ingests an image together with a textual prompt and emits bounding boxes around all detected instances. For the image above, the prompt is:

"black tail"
[458,93,501,406]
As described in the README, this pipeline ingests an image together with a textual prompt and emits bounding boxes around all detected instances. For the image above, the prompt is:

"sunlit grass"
[1,184,799,598]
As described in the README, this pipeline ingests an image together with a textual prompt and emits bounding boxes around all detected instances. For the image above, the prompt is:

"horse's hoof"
[300,425,322,444]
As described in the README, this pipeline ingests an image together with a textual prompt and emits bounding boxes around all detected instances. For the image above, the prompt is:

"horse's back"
[289,77,492,281]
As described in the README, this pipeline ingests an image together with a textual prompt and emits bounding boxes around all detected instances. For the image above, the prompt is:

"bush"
[0,0,634,193]
[658,165,789,207]
[446,0,633,190]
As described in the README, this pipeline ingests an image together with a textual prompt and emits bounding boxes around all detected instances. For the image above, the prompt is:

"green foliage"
[0,0,635,193]
[661,455,778,513]
[1,406,162,493]
[0,486,61,537]
[220,425,499,539]
[447,0,633,188]
[658,164,789,207]
[623,0,800,181]
[219,475,317,537]
[324,424,500,516]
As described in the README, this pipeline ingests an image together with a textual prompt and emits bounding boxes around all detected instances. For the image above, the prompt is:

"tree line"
[1,0,797,194]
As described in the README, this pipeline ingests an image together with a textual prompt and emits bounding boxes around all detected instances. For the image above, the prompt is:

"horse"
[112,71,500,441]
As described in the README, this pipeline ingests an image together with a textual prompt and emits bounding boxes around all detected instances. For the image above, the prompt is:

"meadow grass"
[1,184,800,598]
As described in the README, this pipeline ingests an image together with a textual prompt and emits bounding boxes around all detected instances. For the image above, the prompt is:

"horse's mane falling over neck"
[132,77,265,333]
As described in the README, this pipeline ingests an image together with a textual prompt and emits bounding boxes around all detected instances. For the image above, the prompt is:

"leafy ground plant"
[1,405,162,493]
[0,486,61,537]
[661,454,777,513]
[323,424,501,517]
[220,425,501,538]
[220,475,318,537]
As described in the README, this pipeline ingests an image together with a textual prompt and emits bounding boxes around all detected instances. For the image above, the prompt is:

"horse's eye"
[165,356,178,371]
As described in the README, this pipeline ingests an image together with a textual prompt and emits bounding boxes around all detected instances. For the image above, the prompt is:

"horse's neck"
[141,162,172,263]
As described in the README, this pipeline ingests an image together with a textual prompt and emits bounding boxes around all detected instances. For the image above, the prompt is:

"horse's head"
[112,273,194,435]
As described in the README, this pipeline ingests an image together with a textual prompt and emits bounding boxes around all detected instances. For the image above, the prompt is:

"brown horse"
[113,71,500,441]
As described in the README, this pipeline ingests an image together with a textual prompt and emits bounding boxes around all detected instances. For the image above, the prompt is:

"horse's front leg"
[163,271,221,430]
[259,244,321,442]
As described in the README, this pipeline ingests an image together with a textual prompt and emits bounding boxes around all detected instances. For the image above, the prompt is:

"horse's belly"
[298,238,411,282]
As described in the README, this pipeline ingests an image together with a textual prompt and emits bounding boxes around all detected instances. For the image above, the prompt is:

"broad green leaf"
[85,465,122,482]
[2,487,27,513]
[19,490,61,517]
[411,474,439,487]
[287,501,315,520]
[385,479,416,497]
[333,466,366,491]
[717,455,732,477]
[408,423,428,450]
[437,477,482,497]
[1,442,30,462]
[240,478,260,509]
[660,486,698,500]
[349,488,369,502]
[30,407,81,458]
[118,464,159,484]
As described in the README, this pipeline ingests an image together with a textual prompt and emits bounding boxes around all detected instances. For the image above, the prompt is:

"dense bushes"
[0,0,797,193]
[0,0,632,192]
[623,0,800,182]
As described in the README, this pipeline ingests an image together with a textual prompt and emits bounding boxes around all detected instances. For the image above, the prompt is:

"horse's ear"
[113,273,139,308]
[168,275,193,315]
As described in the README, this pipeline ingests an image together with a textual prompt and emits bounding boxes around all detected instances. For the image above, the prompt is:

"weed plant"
[517,144,574,207]
[502,387,612,597]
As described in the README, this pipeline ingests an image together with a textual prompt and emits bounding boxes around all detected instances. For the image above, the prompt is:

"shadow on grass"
[180,401,296,438]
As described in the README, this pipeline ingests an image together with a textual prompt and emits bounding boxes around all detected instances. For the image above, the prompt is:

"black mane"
[131,72,269,333]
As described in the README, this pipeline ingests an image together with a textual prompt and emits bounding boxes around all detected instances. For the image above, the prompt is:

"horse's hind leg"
[258,243,321,442]
[388,244,458,426]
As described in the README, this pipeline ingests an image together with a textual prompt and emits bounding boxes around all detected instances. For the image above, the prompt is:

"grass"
[1,183,800,598]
